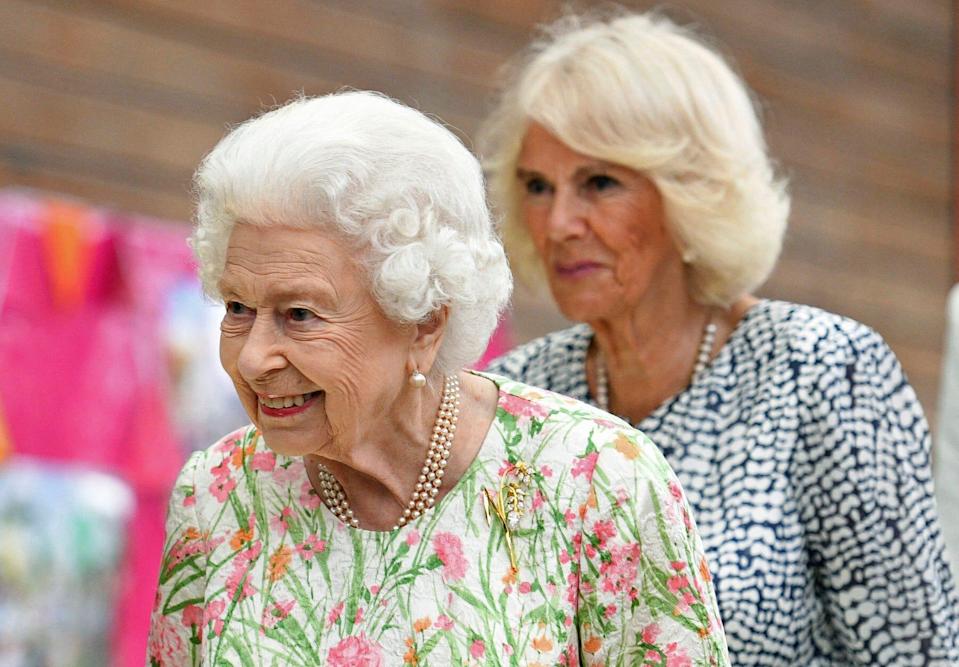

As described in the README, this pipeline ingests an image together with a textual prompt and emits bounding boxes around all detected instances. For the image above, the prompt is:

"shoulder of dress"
[482,371,643,446]
[197,424,259,457]
[499,379,657,457]
[757,300,889,366]
[180,424,260,481]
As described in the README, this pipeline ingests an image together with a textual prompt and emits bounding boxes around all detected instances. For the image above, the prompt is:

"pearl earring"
[409,370,427,388]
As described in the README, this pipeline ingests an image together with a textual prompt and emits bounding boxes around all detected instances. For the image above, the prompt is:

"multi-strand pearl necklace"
[315,375,460,530]
[594,318,717,415]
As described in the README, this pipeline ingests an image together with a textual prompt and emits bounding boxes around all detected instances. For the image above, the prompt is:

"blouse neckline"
[583,299,770,428]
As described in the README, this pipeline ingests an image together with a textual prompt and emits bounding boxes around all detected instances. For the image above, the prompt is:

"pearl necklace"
[594,318,717,415]
[315,375,460,530]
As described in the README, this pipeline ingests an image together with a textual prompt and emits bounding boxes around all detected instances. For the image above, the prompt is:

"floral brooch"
[482,460,533,571]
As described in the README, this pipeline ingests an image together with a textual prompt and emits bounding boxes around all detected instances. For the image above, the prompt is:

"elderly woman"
[480,10,959,666]
[146,92,727,666]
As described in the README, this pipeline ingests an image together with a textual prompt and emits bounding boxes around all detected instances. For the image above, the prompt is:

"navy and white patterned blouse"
[486,300,959,665]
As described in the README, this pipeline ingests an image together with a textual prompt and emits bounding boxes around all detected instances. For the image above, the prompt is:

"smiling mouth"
[259,391,322,417]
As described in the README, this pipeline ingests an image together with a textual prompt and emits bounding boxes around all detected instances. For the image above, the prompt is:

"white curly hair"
[479,10,790,307]
[192,91,512,375]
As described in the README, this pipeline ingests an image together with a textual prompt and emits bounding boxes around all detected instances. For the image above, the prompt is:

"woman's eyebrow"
[216,276,242,299]
[269,280,338,306]
[516,162,613,180]
[515,167,542,179]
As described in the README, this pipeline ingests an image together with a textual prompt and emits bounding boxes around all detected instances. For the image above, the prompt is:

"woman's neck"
[304,371,498,531]
[589,294,757,423]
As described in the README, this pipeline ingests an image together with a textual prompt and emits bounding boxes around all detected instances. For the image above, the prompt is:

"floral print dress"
[147,373,728,666]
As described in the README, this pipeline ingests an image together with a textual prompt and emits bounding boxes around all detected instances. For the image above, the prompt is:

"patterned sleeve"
[575,428,729,666]
[795,324,959,663]
[146,451,207,667]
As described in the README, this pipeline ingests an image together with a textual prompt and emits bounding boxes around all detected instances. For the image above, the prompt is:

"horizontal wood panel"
[791,199,950,264]
[694,0,947,85]
[756,64,946,146]
[316,0,534,54]
[127,0,509,88]
[0,162,190,222]
[0,0,325,119]
[778,155,946,216]
[790,168,949,229]
[37,0,495,121]
[0,133,189,199]
[429,0,559,31]
[437,0,947,85]
[767,256,947,346]
[0,73,218,173]
[796,0,950,65]
[765,110,948,201]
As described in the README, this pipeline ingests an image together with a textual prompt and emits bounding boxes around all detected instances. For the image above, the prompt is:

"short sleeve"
[146,451,207,667]
[575,429,729,666]
[795,324,959,664]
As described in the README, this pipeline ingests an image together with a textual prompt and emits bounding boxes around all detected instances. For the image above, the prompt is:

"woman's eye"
[225,301,252,316]
[586,174,619,191]
[524,178,551,196]
[288,308,315,322]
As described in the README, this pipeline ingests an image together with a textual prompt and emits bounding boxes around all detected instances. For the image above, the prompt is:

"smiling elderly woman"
[145,92,728,666]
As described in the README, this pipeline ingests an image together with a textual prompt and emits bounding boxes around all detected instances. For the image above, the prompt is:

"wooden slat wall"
[1,0,952,418]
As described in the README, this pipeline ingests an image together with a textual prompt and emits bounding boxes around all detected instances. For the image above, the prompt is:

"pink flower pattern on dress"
[432,532,467,582]
[204,599,226,637]
[209,475,236,502]
[599,542,641,595]
[250,451,276,472]
[147,615,190,666]
[571,451,599,481]
[665,642,692,667]
[327,601,345,627]
[272,459,305,484]
[181,604,203,628]
[326,634,384,667]
[592,519,617,545]
[261,599,295,630]
[470,639,485,658]
[499,393,549,419]
[299,479,322,510]
[296,534,326,559]
[270,506,293,534]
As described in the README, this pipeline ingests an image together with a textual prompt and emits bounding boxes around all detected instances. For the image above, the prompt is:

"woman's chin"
[258,432,326,458]
[554,297,619,324]
[548,282,622,323]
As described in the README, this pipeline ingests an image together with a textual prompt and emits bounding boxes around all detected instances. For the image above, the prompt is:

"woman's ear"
[409,305,450,376]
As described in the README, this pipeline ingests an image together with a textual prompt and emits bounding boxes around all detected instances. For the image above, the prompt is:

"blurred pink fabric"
[0,191,194,666]
[476,317,513,369]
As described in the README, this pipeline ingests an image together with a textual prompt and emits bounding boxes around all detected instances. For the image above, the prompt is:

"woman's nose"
[546,190,589,241]
[236,314,287,380]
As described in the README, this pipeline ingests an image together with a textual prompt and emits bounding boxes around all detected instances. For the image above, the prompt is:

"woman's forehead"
[219,225,356,300]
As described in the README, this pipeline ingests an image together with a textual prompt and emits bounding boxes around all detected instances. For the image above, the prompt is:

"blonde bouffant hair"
[478,9,789,307]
